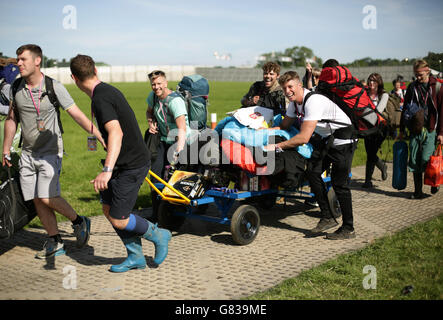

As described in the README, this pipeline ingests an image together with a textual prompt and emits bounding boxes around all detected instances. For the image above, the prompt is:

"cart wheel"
[327,188,342,219]
[157,201,186,231]
[230,205,260,245]
[258,194,277,210]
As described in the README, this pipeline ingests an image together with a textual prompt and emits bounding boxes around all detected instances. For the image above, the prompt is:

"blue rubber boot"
[142,222,172,266]
[110,237,146,273]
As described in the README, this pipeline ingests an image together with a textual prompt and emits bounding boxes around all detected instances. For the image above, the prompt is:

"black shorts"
[100,164,149,220]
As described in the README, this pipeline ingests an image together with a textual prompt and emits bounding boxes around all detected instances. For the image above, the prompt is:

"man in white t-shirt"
[265,71,357,240]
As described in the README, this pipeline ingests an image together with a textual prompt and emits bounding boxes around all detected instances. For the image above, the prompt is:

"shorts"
[100,164,150,220]
[408,129,436,173]
[19,153,62,201]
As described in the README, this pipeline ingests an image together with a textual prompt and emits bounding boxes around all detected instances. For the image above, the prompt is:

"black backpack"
[0,167,37,239]
[0,79,10,107]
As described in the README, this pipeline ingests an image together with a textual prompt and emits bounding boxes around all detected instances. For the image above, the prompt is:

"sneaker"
[381,163,388,181]
[431,186,440,194]
[326,226,356,240]
[409,192,429,200]
[305,198,319,207]
[310,218,338,234]
[362,181,373,189]
[35,238,66,259]
[72,216,91,248]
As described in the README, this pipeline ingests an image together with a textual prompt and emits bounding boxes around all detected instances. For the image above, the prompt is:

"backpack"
[0,79,9,109]
[176,74,209,130]
[382,93,402,128]
[152,75,209,131]
[317,66,387,137]
[0,63,20,85]
[402,81,442,135]
[11,75,64,134]
[0,167,37,239]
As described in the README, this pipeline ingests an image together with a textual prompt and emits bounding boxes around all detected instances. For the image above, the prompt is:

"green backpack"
[153,74,210,131]
[176,74,210,130]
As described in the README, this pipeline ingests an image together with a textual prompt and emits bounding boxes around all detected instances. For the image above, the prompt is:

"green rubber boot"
[142,222,172,266]
[110,237,146,273]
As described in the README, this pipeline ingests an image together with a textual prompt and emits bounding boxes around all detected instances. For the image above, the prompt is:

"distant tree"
[40,57,110,68]
[95,62,110,66]
[423,52,443,71]
[256,46,322,68]
[346,57,417,67]
[41,55,58,68]
[1,53,110,67]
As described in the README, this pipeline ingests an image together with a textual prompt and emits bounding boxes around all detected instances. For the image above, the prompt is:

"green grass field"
[247,215,442,300]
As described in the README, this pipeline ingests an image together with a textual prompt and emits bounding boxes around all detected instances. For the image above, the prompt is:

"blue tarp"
[215,114,313,159]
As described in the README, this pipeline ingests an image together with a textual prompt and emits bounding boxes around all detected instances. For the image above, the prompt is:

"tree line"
[0,52,109,68]
[256,47,443,71]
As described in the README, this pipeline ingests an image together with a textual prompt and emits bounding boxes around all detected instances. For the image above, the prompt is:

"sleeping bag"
[215,115,313,159]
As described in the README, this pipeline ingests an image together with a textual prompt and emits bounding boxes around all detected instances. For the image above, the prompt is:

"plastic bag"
[424,144,443,187]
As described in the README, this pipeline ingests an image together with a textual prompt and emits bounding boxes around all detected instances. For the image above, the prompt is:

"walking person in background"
[2,44,102,259]
[399,59,443,198]
[362,73,389,188]
[391,79,406,108]
[0,57,20,181]
[71,55,172,272]
[303,62,322,91]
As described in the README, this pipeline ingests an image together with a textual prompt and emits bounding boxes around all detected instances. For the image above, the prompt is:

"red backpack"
[317,66,387,137]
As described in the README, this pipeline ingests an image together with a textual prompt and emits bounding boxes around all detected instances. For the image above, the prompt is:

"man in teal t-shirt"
[146,90,192,144]
[146,70,196,215]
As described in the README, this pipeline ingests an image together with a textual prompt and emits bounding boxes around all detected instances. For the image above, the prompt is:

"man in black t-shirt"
[70,54,172,273]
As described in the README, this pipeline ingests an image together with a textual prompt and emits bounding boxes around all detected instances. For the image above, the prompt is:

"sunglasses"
[148,70,165,79]
[414,71,429,78]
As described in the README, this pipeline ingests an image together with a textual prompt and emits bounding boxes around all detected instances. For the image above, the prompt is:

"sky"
[1,0,443,67]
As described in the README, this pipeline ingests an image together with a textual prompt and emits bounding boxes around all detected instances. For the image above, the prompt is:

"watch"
[102,166,113,172]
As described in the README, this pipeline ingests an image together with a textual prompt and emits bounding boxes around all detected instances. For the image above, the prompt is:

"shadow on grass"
[77,194,101,202]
